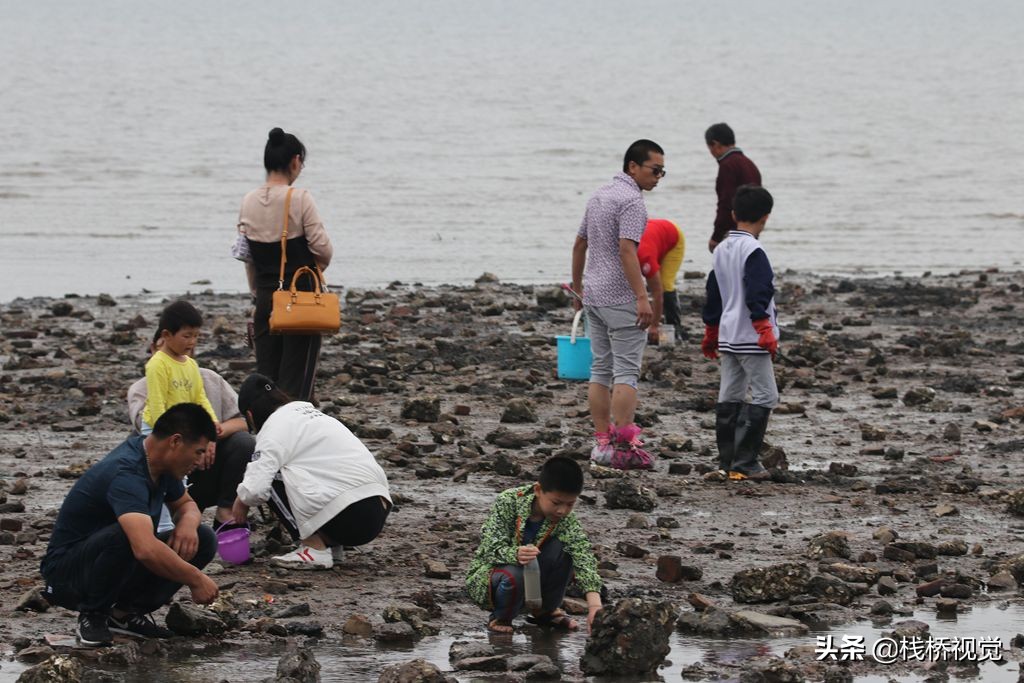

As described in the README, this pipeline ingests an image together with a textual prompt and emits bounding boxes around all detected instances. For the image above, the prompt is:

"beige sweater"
[236,185,333,270]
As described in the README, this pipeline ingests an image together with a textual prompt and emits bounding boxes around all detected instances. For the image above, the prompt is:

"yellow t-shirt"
[142,350,218,427]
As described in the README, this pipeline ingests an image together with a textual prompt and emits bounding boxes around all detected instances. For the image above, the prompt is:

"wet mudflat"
[1,269,1024,682]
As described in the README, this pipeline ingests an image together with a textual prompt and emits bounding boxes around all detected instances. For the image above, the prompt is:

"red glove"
[753,318,777,356]
[701,325,719,359]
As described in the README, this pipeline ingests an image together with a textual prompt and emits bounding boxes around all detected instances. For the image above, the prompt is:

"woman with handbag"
[235,128,334,401]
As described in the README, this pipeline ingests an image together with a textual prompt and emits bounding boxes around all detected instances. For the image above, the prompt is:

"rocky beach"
[1,268,1024,682]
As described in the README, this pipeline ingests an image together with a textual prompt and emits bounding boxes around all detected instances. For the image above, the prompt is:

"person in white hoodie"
[230,374,392,570]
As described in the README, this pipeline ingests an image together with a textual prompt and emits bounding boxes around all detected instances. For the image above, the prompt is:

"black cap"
[237,373,277,416]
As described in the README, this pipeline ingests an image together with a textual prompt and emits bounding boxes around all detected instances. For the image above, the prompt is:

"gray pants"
[718,352,779,407]
[586,303,646,389]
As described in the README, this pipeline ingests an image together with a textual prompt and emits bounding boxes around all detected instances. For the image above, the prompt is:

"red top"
[638,219,680,278]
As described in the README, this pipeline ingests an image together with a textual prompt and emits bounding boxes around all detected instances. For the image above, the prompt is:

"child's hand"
[517,544,540,565]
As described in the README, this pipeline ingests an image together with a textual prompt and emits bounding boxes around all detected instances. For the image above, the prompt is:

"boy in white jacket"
[231,374,392,569]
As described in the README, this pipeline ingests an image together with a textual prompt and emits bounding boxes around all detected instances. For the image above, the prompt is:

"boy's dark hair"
[704,122,736,146]
[158,300,203,336]
[237,373,292,432]
[265,127,306,174]
[732,184,774,223]
[152,403,217,444]
[538,456,584,495]
[622,139,664,173]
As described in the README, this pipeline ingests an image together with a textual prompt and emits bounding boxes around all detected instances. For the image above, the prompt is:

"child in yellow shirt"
[142,301,220,442]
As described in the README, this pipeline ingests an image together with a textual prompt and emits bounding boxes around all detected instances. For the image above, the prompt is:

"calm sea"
[2,0,1023,301]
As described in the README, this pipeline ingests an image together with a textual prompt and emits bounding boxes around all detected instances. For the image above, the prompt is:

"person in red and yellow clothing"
[637,218,686,343]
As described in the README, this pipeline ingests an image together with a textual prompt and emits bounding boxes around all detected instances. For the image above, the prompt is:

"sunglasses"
[642,164,666,178]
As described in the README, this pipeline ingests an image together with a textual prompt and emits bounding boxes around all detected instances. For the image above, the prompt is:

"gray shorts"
[718,352,779,407]
[585,302,646,389]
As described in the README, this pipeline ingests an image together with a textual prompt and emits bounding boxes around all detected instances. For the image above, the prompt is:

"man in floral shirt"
[465,457,602,633]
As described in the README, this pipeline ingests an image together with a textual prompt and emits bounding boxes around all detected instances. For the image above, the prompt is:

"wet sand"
[1,269,1023,681]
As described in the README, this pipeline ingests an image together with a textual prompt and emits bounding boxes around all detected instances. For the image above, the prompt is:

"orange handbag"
[268,188,341,335]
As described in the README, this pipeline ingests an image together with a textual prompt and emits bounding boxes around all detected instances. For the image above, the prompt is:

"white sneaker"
[271,545,333,570]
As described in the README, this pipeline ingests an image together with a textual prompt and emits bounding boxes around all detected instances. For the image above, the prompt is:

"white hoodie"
[237,402,391,539]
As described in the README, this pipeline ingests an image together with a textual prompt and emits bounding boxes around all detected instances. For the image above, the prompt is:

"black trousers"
[43,523,217,615]
[267,483,390,547]
[253,288,322,402]
[187,431,256,510]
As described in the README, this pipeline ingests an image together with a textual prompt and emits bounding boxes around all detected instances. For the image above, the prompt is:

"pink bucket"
[217,528,251,565]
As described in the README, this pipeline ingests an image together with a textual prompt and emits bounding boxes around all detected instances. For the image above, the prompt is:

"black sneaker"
[108,612,174,639]
[77,612,113,647]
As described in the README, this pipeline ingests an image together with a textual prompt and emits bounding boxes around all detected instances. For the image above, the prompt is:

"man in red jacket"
[705,123,761,253]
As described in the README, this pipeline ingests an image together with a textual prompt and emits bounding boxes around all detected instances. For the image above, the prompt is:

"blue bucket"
[556,310,591,381]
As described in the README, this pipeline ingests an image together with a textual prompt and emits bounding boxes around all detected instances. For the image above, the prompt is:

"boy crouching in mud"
[466,457,603,633]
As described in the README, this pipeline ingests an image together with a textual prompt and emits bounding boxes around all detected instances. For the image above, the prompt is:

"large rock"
[604,479,657,512]
[677,607,740,637]
[806,574,859,606]
[449,641,496,665]
[165,602,227,635]
[16,655,84,683]
[401,397,441,423]
[731,563,811,603]
[276,646,321,683]
[580,598,674,676]
[732,610,809,637]
[377,659,454,683]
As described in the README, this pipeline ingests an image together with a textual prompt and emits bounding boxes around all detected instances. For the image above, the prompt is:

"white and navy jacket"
[702,230,778,354]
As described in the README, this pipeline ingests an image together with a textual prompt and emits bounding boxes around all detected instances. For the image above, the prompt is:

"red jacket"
[713,149,761,243]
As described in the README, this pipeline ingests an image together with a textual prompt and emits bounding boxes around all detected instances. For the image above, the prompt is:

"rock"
[401,397,441,423]
[807,532,851,559]
[892,541,937,559]
[887,619,930,640]
[491,452,521,476]
[342,614,374,636]
[16,646,57,663]
[668,462,691,475]
[449,641,496,665]
[273,603,312,619]
[1007,490,1024,517]
[861,424,888,441]
[604,479,657,512]
[943,423,962,442]
[382,603,436,635]
[873,526,898,544]
[625,514,649,529]
[507,655,555,672]
[16,655,83,683]
[733,610,809,637]
[936,598,960,614]
[740,655,807,682]
[15,587,49,612]
[915,579,947,598]
[655,555,702,583]
[973,419,998,432]
[936,539,968,556]
[939,583,973,599]
[616,541,648,558]
[375,621,417,642]
[535,287,570,310]
[97,293,117,306]
[677,607,738,637]
[877,576,899,596]
[731,563,811,603]
[165,602,227,635]
[807,574,858,606]
[828,462,858,477]
[823,563,879,585]
[870,600,894,616]
[500,399,537,424]
[453,655,508,672]
[580,598,675,676]
[903,387,936,406]
[378,659,453,683]
[274,647,321,683]
[882,544,916,563]
[933,503,959,517]
[423,560,451,579]
[1,518,24,531]
[475,272,499,283]
[987,571,1017,592]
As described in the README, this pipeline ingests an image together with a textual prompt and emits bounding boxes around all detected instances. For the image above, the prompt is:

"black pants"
[268,484,390,547]
[254,288,322,401]
[43,524,217,615]
[187,431,256,510]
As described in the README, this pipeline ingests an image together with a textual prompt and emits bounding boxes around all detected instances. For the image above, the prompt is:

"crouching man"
[40,403,221,646]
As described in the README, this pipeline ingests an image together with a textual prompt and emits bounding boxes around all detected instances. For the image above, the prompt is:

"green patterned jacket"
[465,483,602,608]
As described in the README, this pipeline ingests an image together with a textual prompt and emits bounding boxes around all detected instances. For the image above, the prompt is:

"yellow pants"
[661,223,685,293]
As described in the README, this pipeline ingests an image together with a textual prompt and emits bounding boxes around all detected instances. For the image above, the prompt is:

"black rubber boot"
[663,291,681,326]
[730,403,772,480]
[715,402,743,472]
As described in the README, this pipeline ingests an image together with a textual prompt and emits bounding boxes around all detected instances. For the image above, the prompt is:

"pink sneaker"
[589,428,616,466]
[610,424,654,470]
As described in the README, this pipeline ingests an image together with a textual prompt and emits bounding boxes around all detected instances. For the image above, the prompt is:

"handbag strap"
[277,187,295,290]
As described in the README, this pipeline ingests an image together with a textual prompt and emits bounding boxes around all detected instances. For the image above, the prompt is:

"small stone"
[500,399,537,424]
[449,641,496,665]
[0,518,24,532]
[165,603,227,635]
[807,531,852,559]
[604,479,657,512]
[16,655,83,682]
[915,579,946,598]
[401,397,441,423]
[877,576,899,596]
[423,559,451,580]
[375,621,417,642]
[973,420,998,432]
[987,571,1017,592]
[731,563,811,603]
[668,462,691,475]
[453,655,509,672]
[903,387,936,406]
[275,646,321,683]
[934,503,959,517]
[935,598,960,614]
[625,514,649,529]
[378,659,450,683]
[873,526,898,544]
[870,600,894,616]
[16,587,49,612]
[616,541,648,558]
[97,293,117,306]
[343,614,374,636]
[943,423,962,442]
[939,583,972,599]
